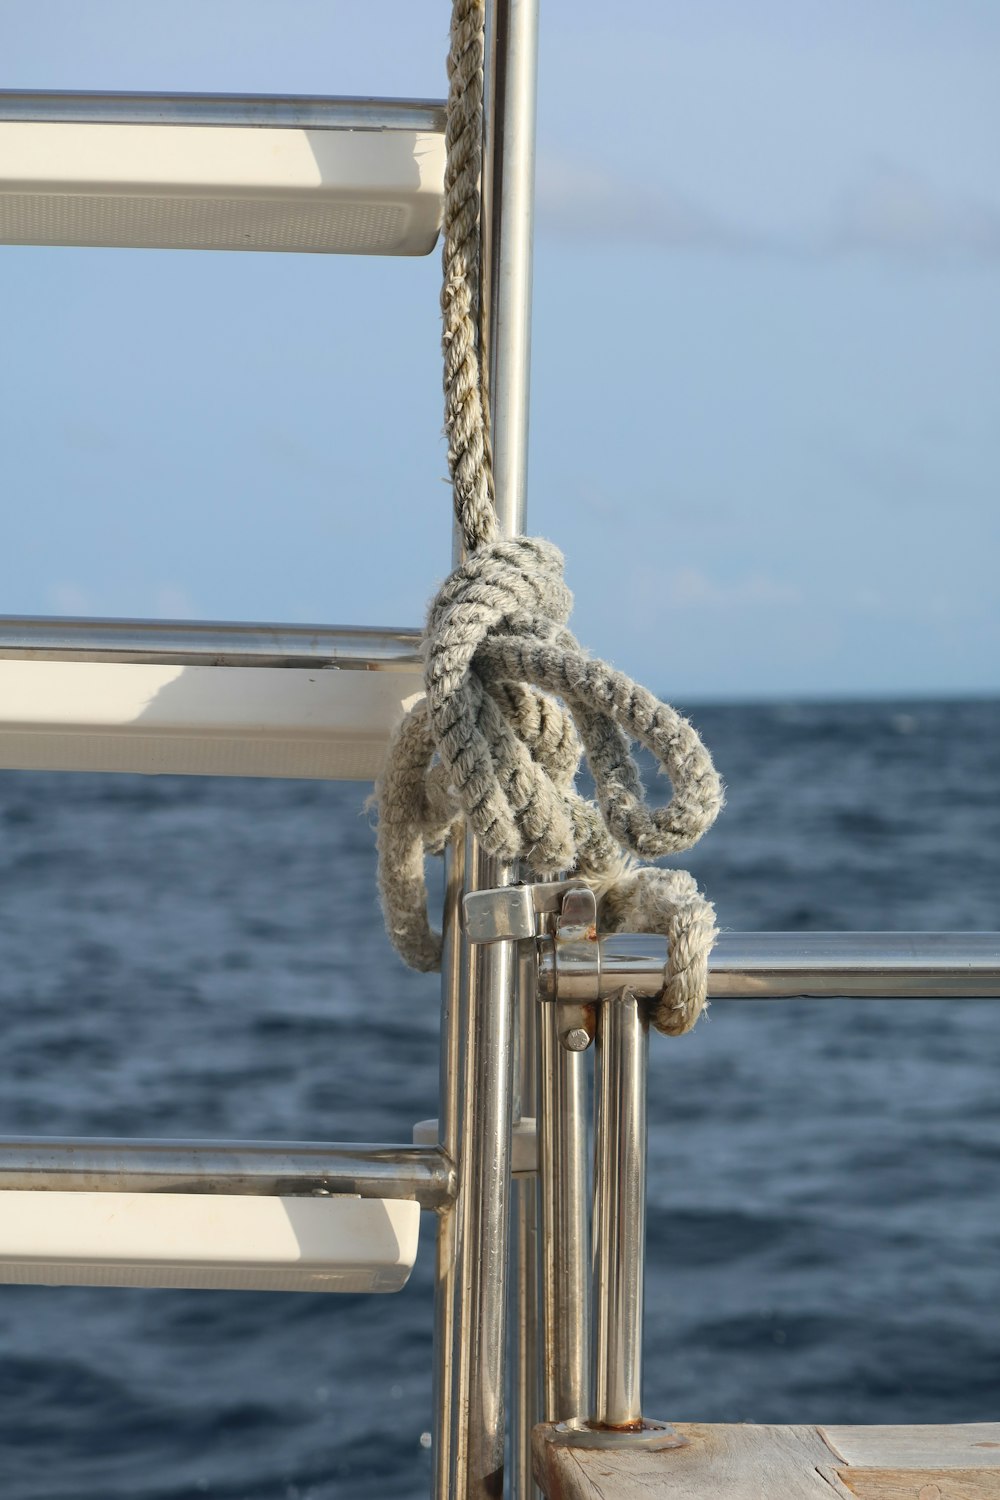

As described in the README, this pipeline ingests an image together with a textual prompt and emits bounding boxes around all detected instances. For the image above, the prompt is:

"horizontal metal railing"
[0,616,422,670]
[540,931,1000,1002]
[0,1138,454,1210]
[575,930,1000,1438]
[0,91,446,133]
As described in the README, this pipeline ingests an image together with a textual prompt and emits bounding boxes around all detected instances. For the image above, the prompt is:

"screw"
[561,1027,592,1052]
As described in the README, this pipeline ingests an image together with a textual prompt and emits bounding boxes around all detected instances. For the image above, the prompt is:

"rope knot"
[425,537,579,873]
[374,538,725,1033]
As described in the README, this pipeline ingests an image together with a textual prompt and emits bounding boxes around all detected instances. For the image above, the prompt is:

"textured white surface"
[0,660,421,779]
[0,1192,420,1292]
[0,121,444,253]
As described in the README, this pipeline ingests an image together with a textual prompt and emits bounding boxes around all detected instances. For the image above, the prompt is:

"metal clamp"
[547,886,600,1052]
[464,882,604,1052]
[462,879,585,944]
[543,886,600,1005]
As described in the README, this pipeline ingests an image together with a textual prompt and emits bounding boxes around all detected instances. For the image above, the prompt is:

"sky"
[1,0,997,700]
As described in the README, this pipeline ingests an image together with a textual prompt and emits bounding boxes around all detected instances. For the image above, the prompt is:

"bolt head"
[561,1027,592,1052]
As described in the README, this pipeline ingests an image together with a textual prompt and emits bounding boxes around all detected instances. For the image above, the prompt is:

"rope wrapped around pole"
[372,0,723,1035]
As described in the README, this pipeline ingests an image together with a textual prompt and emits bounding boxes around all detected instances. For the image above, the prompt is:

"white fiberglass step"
[0,91,445,255]
[0,1192,420,1292]
[0,617,422,780]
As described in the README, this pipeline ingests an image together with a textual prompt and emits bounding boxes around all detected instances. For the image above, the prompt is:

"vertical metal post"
[431,841,467,1500]
[483,0,539,520]
[591,992,648,1429]
[538,1007,591,1423]
[485,2,541,1492]
[450,882,519,1500]
[439,3,541,1498]
[512,942,540,1500]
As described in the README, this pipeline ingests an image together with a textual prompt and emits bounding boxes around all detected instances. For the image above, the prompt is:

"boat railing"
[522,893,1000,1452]
[3,7,999,1497]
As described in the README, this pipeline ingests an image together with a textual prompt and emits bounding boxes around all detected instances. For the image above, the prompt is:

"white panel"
[0,121,444,254]
[0,660,421,780]
[0,1192,420,1292]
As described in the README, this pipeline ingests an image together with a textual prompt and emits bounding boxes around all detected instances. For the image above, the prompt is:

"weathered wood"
[533,1422,1000,1500]
[822,1426,1000,1470]
[837,1470,1000,1500]
[533,1422,852,1500]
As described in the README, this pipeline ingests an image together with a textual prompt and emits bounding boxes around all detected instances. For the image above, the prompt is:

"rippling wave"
[0,698,997,1497]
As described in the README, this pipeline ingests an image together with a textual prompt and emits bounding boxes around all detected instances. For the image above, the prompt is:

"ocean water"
[0,697,997,1499]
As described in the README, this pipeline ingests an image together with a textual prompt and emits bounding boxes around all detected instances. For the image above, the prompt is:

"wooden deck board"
[838,1470,1000,1499]
[534,1422,850,1499]
[822,1425,1000,1469]
[533,1422,1000,1500]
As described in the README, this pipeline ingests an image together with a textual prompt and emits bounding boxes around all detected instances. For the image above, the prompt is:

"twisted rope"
[372,0,723,1035]
[443,0,496,553]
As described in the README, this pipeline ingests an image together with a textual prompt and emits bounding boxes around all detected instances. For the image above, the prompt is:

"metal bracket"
[550,886,600,1003]
[463,881,604,1053]
[462,879,587,944]
[549,886,600,1051]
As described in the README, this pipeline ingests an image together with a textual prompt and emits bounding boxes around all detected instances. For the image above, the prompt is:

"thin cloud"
[535,153,741,249]
[664,567,802,610]
[825,163,1000,260]
[537,152,1000,263]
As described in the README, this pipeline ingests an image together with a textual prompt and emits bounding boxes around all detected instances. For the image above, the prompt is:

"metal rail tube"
[450,850,519,1500]
[581,932,1000,1000]
[0,616,422,670]
[432,840,468,1500]
[0,1138,454,1210]
[488,4,541,1494]
[442,0,540,1492]
[513,940,541,1500]
[591,993,648,1430]
[484,0,539,521]
[538,1005,591,1423]
[0,90,446,133]
[539,932,1000,1002]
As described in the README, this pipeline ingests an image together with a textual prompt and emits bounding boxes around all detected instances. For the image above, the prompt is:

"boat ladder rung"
[0,615,422,781]
[0,91,446,256]
[0,1137,451,1293]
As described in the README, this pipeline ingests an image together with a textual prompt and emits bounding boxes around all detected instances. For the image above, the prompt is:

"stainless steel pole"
[484,0,539,521]
[449,860,518,1500]
[487,2,541,1493]
[539,931,1000,1002]
[0,617,422,669]
[431,839,468,1500]
[444,1,540,1494]
[512,941,540,1500]
[538,1006,591,1423]
[484,5,541,1494]
[0,90,446,133]
[0,1138,453,1208]
[591,992,648,1430]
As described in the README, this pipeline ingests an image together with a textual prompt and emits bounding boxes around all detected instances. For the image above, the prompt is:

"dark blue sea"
[0,697,998,1499]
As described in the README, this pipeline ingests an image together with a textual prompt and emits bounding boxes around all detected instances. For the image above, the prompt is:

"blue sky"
[2,1,997,699]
